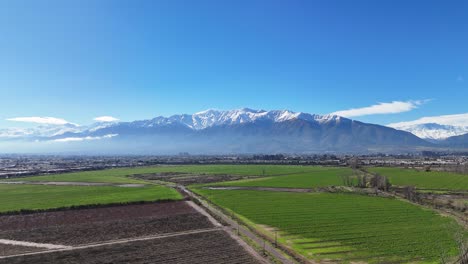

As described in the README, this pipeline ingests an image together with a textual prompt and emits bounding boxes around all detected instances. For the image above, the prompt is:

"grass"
[12,165,337,184]
[0,184,182,213]
[212,167,354,188]
[367,167,468,191]
[195,189,464,263]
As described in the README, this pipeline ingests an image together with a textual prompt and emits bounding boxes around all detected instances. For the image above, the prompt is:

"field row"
[195,189,464,263]
[0,184,181,213]
[368,167,468,190]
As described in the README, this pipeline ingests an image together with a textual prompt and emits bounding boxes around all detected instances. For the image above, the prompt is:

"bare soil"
[0,202,213,246]
[0,231,261,264]
[0,245,42,256]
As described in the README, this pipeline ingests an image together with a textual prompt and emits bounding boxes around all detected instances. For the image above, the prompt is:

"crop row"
[368,167,468,190]
[196,189,463,263]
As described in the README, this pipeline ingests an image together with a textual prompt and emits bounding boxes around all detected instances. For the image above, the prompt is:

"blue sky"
[0,0,467,128]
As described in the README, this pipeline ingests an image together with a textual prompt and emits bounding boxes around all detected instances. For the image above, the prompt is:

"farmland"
[0,231,260,264]
[1,164,466,263]
[0,201,261,264]
[367,167,468,190]
[195,188,464,263]
[0,202,211,246]
[0,184,181,213]
[12,165,336,184]
[213,167,354,189]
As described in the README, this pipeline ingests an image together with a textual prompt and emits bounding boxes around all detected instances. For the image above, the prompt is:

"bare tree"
[403,186,418,202]
[369,174,391,191]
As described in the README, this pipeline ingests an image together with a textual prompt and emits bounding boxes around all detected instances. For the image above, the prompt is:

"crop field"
[213,167,354,188]
[0,202,211,246]
[0,184,181,213]
[0,231,260,264]
[12,165,335,184]
[367,167,468,190]
[195,189,464,263]
[0,201,261,263]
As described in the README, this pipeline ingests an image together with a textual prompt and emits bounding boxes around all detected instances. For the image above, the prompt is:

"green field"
[213,167,354,188]
[0,184,182,213]
[367,167,468,190]
[195,189,463,263]
[12,165,334,184]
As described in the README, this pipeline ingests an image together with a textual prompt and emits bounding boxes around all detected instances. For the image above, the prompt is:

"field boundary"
[0,239,72,250]
[0,199,185,216]
[0,181,147,188]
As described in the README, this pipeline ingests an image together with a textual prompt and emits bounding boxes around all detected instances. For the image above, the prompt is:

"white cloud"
[94,116,119,122]
[388,113,468,128]
[6,117,72,125]
[53,134,118,142]
[331,100,426,118]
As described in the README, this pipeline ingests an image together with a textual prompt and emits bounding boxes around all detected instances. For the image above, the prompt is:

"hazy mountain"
[441,133,468,148]
[0,108,433,154]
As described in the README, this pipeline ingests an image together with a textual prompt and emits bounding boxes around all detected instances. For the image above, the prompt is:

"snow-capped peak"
[144,108,344,130]
[388,122,468,140]
[0,108,347,140]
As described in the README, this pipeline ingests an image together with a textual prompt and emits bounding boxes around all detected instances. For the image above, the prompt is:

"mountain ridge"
[0,108,435,154]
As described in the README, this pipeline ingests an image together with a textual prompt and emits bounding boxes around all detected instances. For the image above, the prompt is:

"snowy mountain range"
[1,108,341,139]
[0,108,466,154]
[387,123,468,141]
[120,108,341,130]
[388,113,468,141]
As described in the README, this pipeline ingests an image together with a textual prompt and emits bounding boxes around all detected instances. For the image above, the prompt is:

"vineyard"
[195,189,464,263]
[368,167,468,191]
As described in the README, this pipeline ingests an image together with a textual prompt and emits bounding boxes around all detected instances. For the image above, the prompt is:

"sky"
[0,0,467,129]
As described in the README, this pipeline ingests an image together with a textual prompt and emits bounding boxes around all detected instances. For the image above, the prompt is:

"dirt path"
[186,201,222,227]
[0,181,146,188]
[0,239,71,250]
[185,200,268,263]
[205,186,312,193]
[0,227,222,260]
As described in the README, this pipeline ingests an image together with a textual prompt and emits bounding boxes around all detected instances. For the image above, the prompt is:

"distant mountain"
[0,108,432,154]
[388,122,468,141]
[441,133,468,148]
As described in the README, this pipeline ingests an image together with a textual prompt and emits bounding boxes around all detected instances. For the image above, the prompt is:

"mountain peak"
[389,122,468,140]
[141,108,346,130]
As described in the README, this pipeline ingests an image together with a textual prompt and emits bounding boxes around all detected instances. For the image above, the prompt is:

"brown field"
[0,245,41,256]
[0,201,213,246]
[0,201,262,263]
[0,230,260,264]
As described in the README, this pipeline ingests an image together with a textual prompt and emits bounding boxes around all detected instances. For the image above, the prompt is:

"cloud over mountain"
[332,100,426,118]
